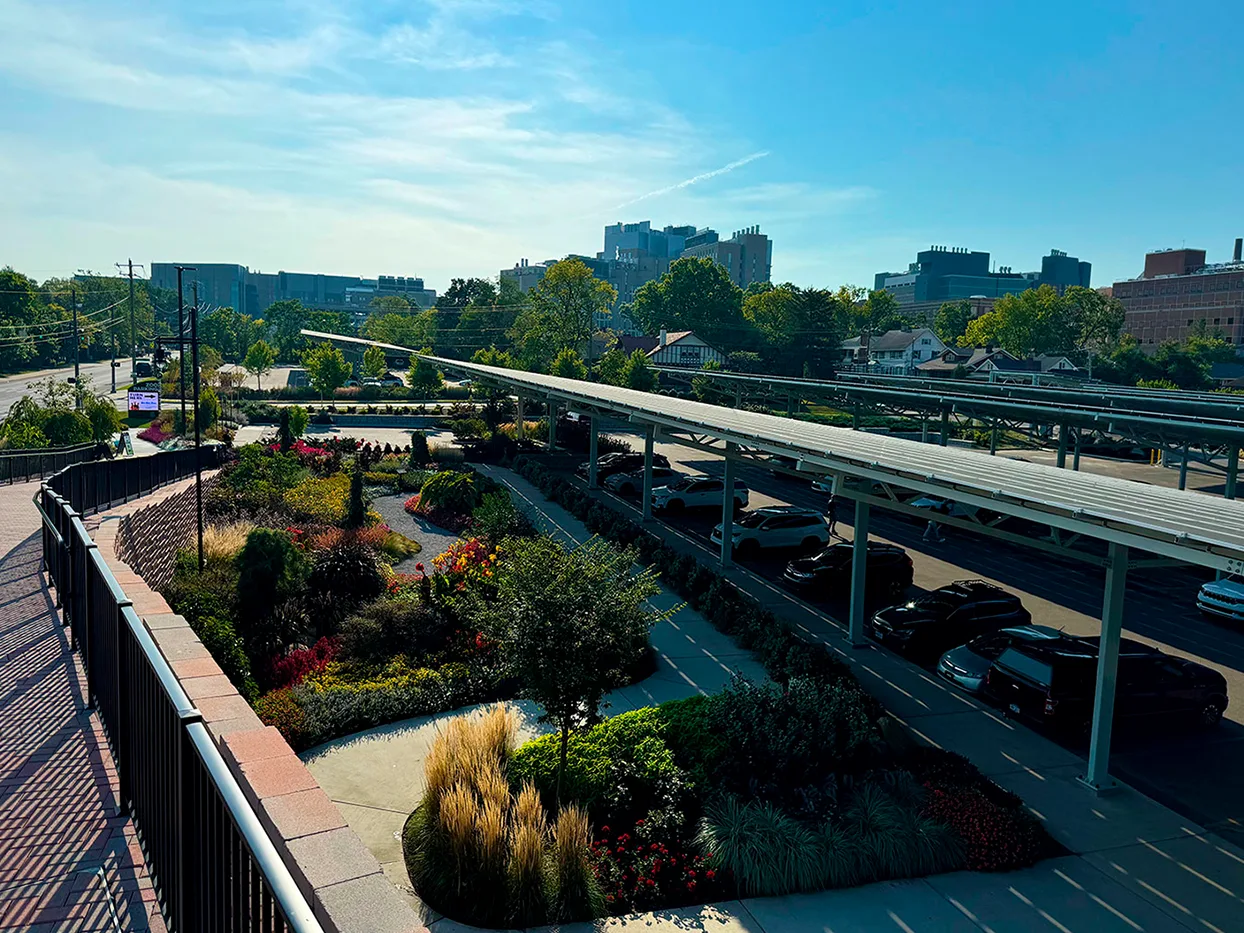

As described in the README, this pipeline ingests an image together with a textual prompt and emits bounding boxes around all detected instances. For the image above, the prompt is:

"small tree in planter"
[345,461,367,528]
[409,430,431,467]
[466,536,669,804]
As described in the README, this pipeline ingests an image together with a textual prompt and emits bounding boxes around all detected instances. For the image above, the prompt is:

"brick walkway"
[0,482,162,932]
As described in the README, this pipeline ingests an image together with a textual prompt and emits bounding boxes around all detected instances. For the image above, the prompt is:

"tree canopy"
[301,342,351,396]
[627,257,747,352]
[509,260,615,371]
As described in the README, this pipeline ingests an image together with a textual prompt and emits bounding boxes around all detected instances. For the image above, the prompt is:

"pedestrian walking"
[922,519,944,543]
[826,494,841,538]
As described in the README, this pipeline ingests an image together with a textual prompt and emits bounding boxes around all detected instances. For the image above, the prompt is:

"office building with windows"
[1114,240,1244,349]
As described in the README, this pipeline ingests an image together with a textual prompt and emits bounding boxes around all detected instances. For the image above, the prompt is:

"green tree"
[447,277,525,359]
[692,359,728,403]
[288,405,309,438]
[0,268,41,372]
[933,300,974,345]
[197,386,221,431]
[301,342,351,398]
[362,344,387,378]
[409,430,430,466]
[1064,286,1126,376]
[550,347,588,380]
[345,462,367,528]
[509,260,615,370]
[960,285,1075,357]
[470,346,517,369]
[466,536,667,803]
[369,294,411,315]
[741,283,844,376]
[243,339,277,390]
[434,277,498,335]
[628,257,748,351]
[235,529,308,658]
[622,350,657,391]
[263,299,309,362]
[596,347,629,386]
[201,306,262,362]
[407,351,444,396]
[83,395,123,444]
[365,310,437,350]
[277,409,294,452]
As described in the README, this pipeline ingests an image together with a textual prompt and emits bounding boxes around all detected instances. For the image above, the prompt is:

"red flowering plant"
[266,637,340,690]
[590,818,730,914]
[138,420,175,444]
[921,785,1050,871]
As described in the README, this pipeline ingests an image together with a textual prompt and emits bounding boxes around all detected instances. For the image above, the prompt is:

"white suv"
[711,506,830,555]
[652,476,749,512]
[1198,577,1244,624]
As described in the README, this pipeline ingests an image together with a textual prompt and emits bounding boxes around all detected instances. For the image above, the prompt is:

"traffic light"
[154,346,167,364]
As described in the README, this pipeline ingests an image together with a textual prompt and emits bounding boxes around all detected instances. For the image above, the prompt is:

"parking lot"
[568,433,1244,848]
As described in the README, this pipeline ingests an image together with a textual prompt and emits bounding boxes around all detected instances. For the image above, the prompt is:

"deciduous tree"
[243,339,277,390]
[301,342,351,398]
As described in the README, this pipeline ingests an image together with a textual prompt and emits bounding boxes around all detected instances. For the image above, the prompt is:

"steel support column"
[1178,442,1190,491]
[515,395,525,440]
[1226,447,1239,500]
[940,410,949,447]
[720,443,736,567]
[1073,429,1082,471]
[852,403,861,431]
[1080,542,1129,793]
[921,418,929,444]
[547,402,557,449]
[848,499,870,647]
[1056,424,1069,469]
[989,424,999,455]
[642,424,655,521]
[588,417,599,488]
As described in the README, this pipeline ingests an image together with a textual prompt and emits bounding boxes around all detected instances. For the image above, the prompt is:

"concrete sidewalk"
[0,483,162,932]
[488,465,1244,933]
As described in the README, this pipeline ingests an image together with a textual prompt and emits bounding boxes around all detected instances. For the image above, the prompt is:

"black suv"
[985,639,1229,733]
[867,580,1031,659]
[782,543,913,601]
[576,452,669,482]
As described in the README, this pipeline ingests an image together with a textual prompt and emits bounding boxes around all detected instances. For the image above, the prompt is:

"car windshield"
[736,511,770,528]
[809,547,850,567]
[667,476,699,491]
[912,594,958,611]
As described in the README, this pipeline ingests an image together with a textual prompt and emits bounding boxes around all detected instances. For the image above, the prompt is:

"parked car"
[651,475,749,512]
[361,377,383,387]
[782,542,913,600]
[604,467,684,496]
[711,506,830,556]
[379,372,405,388]
[576,452,670,482]
[1197,576,1244,625]
[985,639,1229,732]
[937,624,1069,694]
[867,580,1031,659]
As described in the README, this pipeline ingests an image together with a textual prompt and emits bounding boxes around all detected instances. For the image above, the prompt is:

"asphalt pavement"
[0,358,132,413]
[579,432,1244,849]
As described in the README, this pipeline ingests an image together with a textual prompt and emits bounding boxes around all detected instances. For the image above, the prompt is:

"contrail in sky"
[612,151,770,210]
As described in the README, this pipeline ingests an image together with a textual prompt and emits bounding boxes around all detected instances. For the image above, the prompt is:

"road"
[0,359,132,413]
[584,429,1244,847]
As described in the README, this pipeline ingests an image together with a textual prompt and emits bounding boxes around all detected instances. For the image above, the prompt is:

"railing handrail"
[34,450,325,933]
[0,441,97,458]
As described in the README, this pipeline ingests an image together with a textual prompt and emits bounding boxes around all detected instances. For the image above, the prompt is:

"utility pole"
[71,285,82,410]
[191,279,204,571]
[115,260,146,381]
[176,266,193,434]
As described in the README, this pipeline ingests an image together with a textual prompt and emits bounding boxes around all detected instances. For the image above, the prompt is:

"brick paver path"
[0,482,162,932]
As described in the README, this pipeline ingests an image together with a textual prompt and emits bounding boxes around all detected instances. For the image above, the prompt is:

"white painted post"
[642,424,655,521]
[720,442,736,567]
[848,499,870,647]
[1080,542,1128,793]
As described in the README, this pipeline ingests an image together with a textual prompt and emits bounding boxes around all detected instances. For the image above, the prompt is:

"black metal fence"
[36,450,323,933]
[0,442,97,484]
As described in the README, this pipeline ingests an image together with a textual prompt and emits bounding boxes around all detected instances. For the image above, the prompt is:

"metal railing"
[0,442,98,484]
[36,450,324,933]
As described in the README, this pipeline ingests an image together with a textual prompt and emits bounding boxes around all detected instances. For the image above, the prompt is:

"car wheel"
[666,499,685,512]
[1200,698,1226,728]
[736,538,759,559]
[618,482,634,495]
[801,536,821,552]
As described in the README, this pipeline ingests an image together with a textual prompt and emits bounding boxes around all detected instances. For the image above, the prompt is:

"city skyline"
[1,1,1241,292]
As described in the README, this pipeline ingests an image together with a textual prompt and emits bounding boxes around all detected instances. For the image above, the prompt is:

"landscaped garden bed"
[159,434,1059,927]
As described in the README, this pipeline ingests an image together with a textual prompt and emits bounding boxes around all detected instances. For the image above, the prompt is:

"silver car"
[937,625,1067,694]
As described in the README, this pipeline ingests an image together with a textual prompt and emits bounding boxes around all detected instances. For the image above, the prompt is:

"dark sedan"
[782,542,913,601]
[867,580,1031,660]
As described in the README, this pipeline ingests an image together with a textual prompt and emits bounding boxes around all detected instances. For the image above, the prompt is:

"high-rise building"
[149,263,435,318]
[872,247,1091,321]
[679,226,773,289]
[1114,239,1244,349]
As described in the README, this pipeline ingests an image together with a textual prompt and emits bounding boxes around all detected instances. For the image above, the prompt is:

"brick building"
[1114,240,1244,350]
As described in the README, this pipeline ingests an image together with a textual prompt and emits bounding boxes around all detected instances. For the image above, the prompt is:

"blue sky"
[1,0,1241,293]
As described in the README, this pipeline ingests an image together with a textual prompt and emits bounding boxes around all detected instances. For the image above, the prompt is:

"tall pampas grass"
[202,522,254,561]
[550,805,604,922]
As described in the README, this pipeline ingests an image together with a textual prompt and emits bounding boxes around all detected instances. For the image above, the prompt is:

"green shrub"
[470,490,534,543]
[163,552,238,627]
[305,541,384,635]
[235,528,308,657]
[697,797,824,897]
[255,688,306,747]
[409,430,431,466]
[419,470,477,513]
[197,616,259,701]
[339,598,456,666]
[654,695,725,791]
[509,708,686,823]
[363,471,399,488]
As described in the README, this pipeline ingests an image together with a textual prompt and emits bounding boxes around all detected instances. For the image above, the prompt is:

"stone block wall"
[114,474,218,591]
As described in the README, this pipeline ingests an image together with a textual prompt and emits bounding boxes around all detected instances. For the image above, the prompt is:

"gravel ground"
[370,492,460,571]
